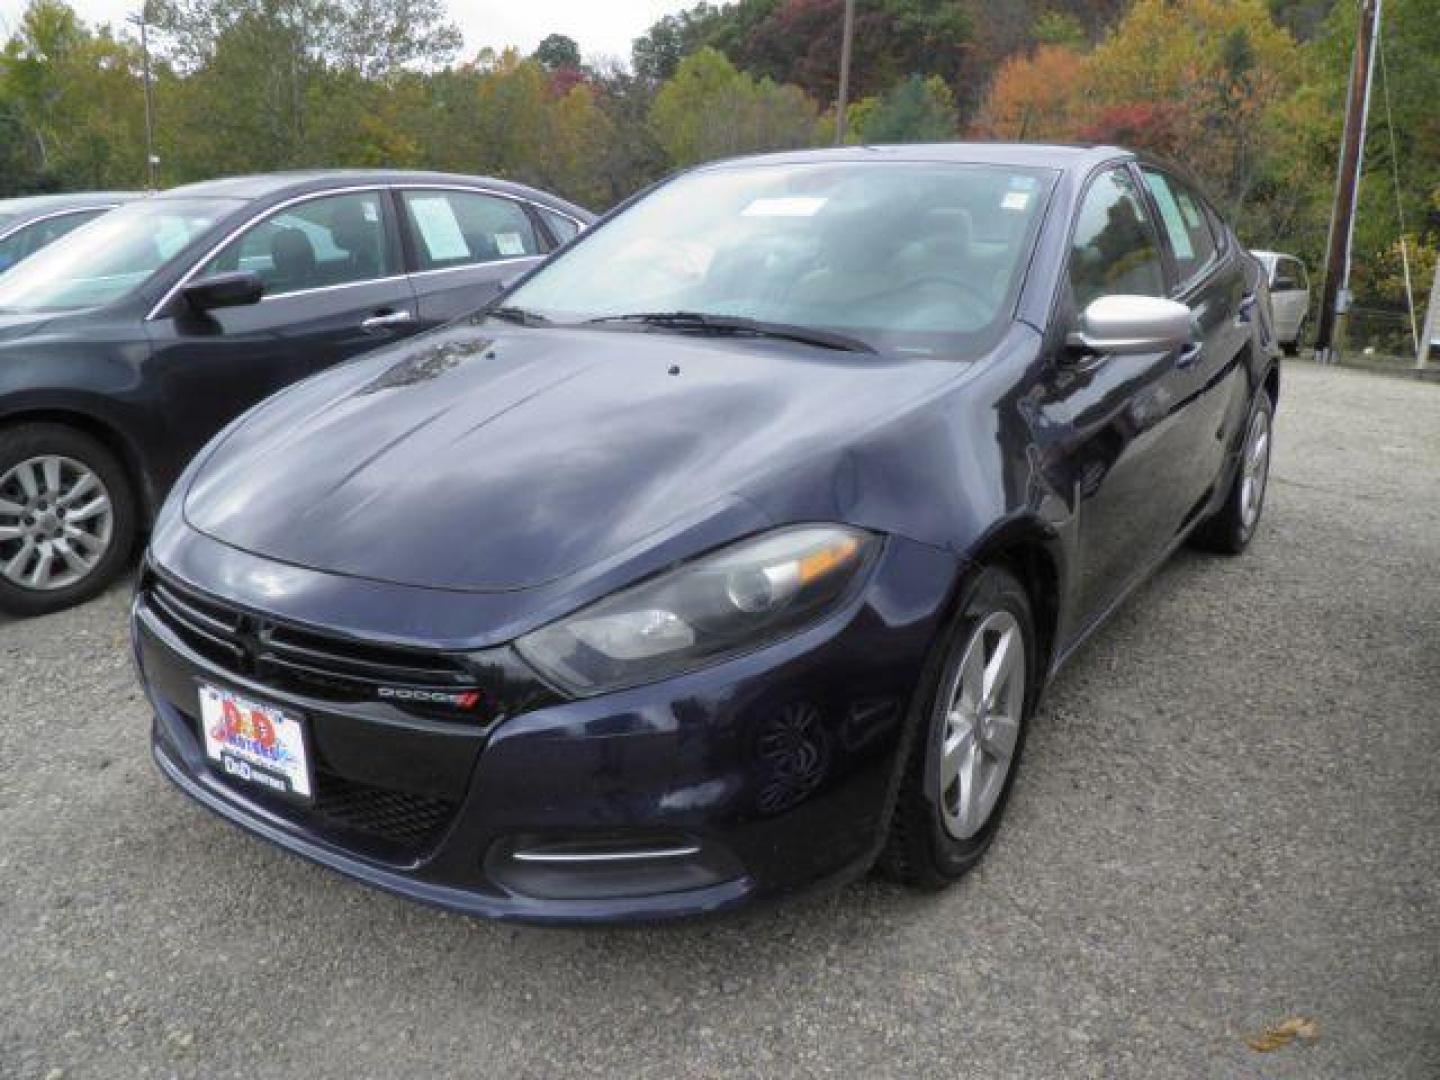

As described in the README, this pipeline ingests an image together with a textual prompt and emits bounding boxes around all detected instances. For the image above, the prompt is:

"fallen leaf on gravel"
[1246,1016,1320,1052]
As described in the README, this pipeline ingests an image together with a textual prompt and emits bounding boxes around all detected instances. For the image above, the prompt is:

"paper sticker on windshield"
[1008,175,1038,191]
[742,197,827,218]
[495,231,527,257]
[1001,191,1031,211]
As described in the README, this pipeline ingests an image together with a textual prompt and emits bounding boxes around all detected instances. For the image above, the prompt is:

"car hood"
[183,320,960,592]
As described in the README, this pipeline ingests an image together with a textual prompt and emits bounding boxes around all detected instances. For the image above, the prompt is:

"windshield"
[0,197,234,313]
[504,161,1056,355]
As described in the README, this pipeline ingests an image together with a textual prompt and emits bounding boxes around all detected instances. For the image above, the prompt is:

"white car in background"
[1251,250,1310,355]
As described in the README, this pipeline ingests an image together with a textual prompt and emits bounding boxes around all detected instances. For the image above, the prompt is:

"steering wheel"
[869,275,994,320]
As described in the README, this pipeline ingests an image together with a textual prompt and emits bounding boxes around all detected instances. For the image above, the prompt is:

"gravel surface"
[2,361,1437,1079]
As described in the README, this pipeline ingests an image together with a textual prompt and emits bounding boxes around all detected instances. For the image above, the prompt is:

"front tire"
[878,566,1036,889]
[0,424,136,617]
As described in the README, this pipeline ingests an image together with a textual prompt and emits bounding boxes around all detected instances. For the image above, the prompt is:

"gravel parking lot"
[2,360,1437,1079]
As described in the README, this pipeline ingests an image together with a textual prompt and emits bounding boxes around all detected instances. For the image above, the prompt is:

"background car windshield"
[0,198,232,312]
[505,162,1056,355]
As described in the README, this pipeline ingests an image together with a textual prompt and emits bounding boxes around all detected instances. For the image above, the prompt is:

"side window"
[200,191,395,298]
[1069,167,1167,308]
[0,210,103,267]
[401,190,540,272]
[537,207,582,246]
[1140,169,1219,288]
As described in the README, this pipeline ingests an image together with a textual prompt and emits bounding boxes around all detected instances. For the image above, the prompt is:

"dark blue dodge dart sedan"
[133,144,1278,924]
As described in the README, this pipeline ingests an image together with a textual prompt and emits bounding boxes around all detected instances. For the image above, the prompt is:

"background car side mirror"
[1066,295,1195,356]
[181,271,264,314]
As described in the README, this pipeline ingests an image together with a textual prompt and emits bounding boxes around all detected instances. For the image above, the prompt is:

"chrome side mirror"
[1066,295,1195,355]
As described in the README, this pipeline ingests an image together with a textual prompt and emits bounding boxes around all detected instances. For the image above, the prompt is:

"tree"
[1081,0,1301,212]
[851,75,956,143]
[532,33,580,72]
[0,0,149,191]
[649,47,819,168]
[971,44,1089,141]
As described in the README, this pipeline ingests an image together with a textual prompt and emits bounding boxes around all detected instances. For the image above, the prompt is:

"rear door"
[396,186,548,329]
[145,187,421,468]
[1270,256,1309,341]
[1138,166,1252,519]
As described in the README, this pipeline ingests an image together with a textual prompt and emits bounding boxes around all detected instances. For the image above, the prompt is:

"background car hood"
[183,320,960,592]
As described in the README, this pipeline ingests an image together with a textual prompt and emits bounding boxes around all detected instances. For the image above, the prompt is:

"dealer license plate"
[198,684,313,804]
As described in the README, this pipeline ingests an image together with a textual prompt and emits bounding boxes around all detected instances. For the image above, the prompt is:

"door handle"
[1175,342,1204,369]
[361,310,416,335]
[1237,292,1258,323]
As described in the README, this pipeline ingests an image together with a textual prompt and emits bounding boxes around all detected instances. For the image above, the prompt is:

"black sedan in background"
[0,170,590,615]
[134,144,1278,924]
[0,192,139,274]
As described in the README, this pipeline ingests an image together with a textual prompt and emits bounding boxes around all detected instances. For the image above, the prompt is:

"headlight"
[516,525,879,695]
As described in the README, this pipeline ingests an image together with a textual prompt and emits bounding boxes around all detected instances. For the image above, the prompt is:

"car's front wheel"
[878,566,1036,888]
[0,423,136,617]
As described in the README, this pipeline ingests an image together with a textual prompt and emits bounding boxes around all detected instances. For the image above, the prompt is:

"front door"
[1036,165,1200,629]
[144,188,421,482]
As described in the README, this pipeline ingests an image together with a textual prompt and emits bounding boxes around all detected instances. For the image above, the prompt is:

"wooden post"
[834,0,856,146]
[1315,0,1382,364]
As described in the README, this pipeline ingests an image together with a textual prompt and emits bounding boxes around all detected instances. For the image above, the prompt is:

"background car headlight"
[516,525,879,695]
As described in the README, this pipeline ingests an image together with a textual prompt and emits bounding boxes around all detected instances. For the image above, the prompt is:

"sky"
[0,0,689,65]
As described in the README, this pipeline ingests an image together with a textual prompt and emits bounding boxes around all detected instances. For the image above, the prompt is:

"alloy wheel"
[0,455,114,591]
[1240,406,1271,531]
[936,609,1026,840]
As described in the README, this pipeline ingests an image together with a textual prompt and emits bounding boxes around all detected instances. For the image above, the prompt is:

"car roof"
[154,170,593,219]
[701,142,1134,174]
[0,192,140,218]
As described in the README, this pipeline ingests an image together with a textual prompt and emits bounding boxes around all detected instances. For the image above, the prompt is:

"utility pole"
[128,5,158,190]
[833,0,856,146]
[1419,253,1439,371]
[1315,0,1382,364]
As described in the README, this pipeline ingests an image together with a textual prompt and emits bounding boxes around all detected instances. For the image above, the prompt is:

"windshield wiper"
[487,304,551,327]
[584,311,876,354]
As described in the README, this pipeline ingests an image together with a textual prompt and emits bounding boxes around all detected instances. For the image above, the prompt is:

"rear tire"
[1190,389,1273,555]
[877,566,1036,889]
[0,424,136,617]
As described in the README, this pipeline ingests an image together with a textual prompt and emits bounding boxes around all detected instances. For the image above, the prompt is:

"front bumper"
[134,533,958,925]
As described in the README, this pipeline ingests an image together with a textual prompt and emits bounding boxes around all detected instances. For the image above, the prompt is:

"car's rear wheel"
[877,566,1036,889]
[0,424,136,617]
[1191,389,1273,555]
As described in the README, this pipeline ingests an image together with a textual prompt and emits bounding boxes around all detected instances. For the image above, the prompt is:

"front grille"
[145,572,486,714]
[311,770,457,847]
[173,702,460,858]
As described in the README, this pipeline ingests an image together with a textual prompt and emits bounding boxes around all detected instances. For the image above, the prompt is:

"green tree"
[0,0,149,191]
[649,46,819,168]
[532,33,580,71]
[851,74,956,143]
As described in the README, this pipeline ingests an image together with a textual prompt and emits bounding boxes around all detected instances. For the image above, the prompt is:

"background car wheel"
[1282,318,1305,357]
[1190,389,1273,556]
[877,565,1036,889]
[0,423,136,617]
